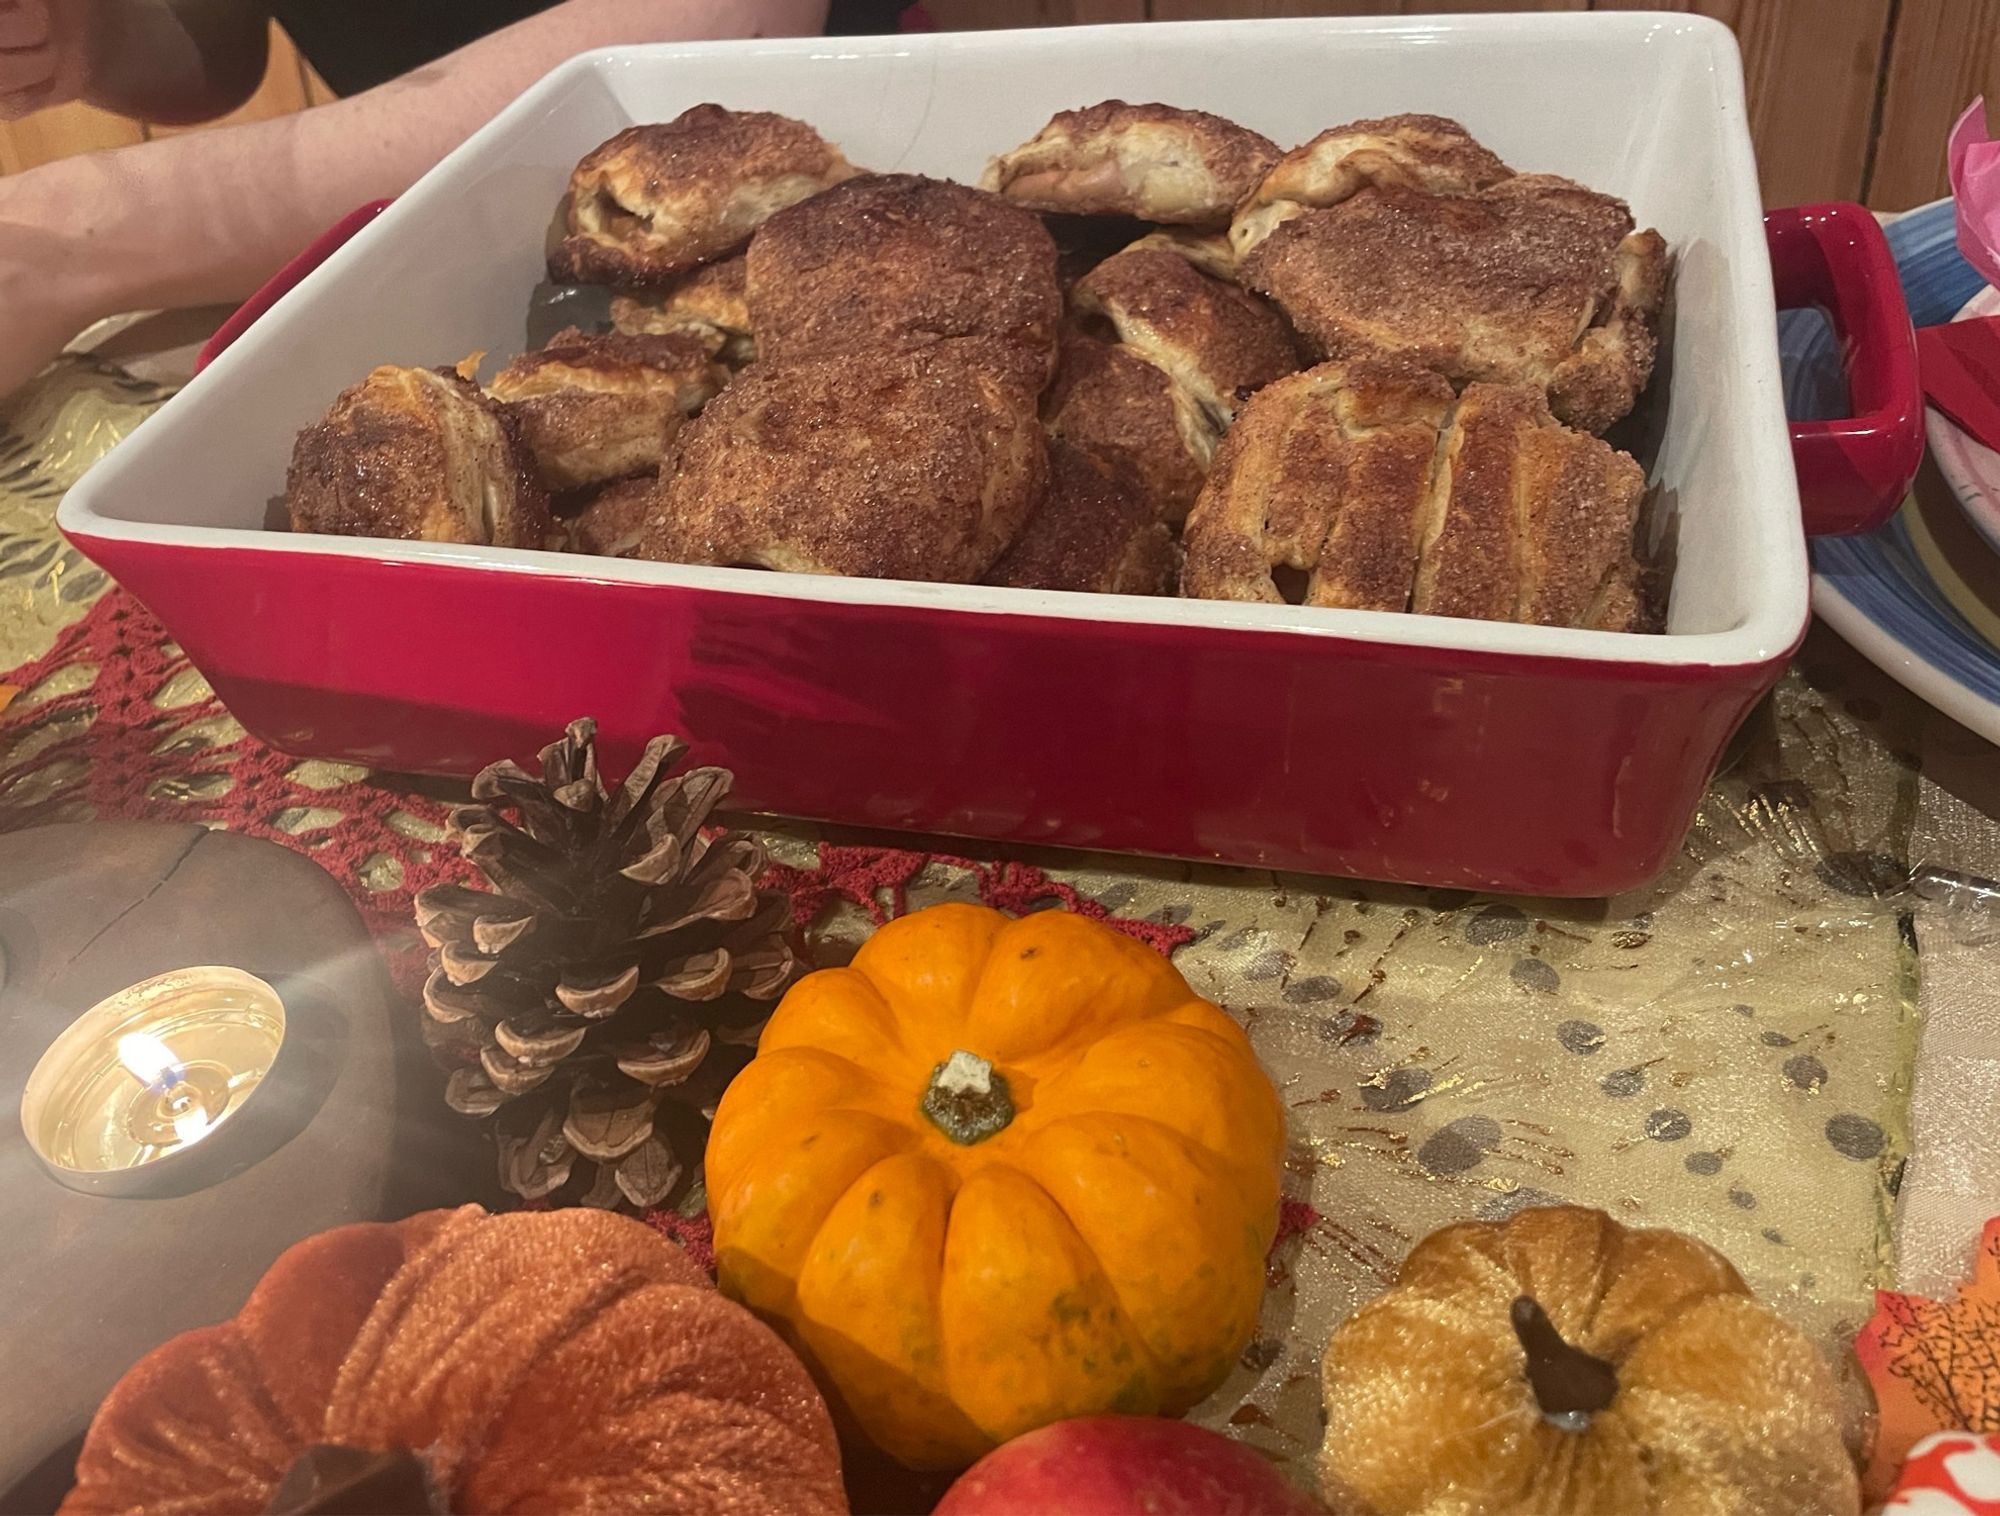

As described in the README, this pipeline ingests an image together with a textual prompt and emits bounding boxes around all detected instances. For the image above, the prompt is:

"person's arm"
[0,0,275,124]
[0,0,829,395]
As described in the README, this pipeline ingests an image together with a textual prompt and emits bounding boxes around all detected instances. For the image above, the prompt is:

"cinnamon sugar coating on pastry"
[986,440,1175,595]
[1121,228,1241,284]
[1073,247,1298,425]
[981,101,1279,228]
[746,173,1062,390]
[1242,174,1663,432]
[552,106,858,286]
[611,256,756,366]
[1181,359,1453,611]
[1412,382,1646,625]
[288,365,549,548]
[1044,335,1217,525]
[561,474,656,558]
[489,328,724,490]
[643,341,1046,582]
[1183,364,1649,628]
[1231,113,1512,256]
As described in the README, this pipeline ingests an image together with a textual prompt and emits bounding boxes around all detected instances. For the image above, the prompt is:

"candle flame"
[117,1032,182,1088]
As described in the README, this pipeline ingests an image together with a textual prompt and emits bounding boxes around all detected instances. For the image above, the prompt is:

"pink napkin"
[1951,98,2000,289]
[1927,100,2000,451]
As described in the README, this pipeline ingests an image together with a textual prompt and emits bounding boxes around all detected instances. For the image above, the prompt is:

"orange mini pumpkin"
[61,1206,847,1516]
[1318,1205,1861,1516]
[706,903,1286,1469]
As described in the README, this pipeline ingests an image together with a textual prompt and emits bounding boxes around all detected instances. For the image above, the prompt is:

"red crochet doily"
[0,591,1199,991]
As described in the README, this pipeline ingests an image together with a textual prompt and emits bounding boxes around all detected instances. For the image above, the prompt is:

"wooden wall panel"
[1869,0,2000,210]
[1592,0,1894,209]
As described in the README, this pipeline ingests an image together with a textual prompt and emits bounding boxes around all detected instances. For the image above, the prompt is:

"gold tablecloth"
[6,356,1997,1480]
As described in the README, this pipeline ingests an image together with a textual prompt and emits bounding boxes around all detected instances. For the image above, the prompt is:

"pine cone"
[414,718,795,1209]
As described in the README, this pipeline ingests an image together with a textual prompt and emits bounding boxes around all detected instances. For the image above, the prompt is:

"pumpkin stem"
[921,1050,1015,1145]
[1510,1296,1619,1430]
[264,1445,449,1515]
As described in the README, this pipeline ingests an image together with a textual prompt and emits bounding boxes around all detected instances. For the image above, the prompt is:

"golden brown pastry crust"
[288,366,549,549]
[551,106,858,286]
[1073,247,1298,426]
[986,440,1175,596]
[1122,228,1241,284]
[561,474,657,558]
[642,341,1046,583]
[1230,113,1512,257]
[1242,175,1662,433]
[1044,335,1217,525]
[1183,365,1649,627]
[981,101,1279,228]
[610,256,756,366]
[1548,227,1669,435]
[746,173,1062,391]
[1411,382,1646,625]
[1181,359,1453,611]
[488,329,724,491]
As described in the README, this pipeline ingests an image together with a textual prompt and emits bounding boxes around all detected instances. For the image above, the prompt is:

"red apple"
[933,1416,1325,1516]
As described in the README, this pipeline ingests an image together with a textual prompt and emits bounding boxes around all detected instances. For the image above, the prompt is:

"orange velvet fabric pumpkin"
[61,1206,848,1516]
[1318,1205,1861,1516]
[706,903,1286,1471]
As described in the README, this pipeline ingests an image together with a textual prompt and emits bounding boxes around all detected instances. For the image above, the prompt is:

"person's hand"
[0,166,106,397]
[0,0,91,120]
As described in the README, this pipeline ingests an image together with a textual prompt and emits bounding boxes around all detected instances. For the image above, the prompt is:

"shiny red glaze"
[1767,203,1924,535]
[192,201,393,375]
[62,535,1784,898]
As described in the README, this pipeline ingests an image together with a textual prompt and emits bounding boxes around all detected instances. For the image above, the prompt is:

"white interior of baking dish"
[61,13,1805,668]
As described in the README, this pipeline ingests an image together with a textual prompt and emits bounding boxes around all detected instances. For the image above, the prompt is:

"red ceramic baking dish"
[59,16,1921,896]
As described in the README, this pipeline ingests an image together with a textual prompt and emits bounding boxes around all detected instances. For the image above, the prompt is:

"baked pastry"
[288,365,548,548]
[1044,334,1217,525]
[1230,113,1512,256]
[1241,173,1667,433]
[1182,363,1649,628]
[1181,359,1453,612]
[1073,247,1298,426]
[746,173,1062,390]
[642,340,1046,582]
[981,101,1279,227]
[551,106,858,286]
[488,328,724,491]
[610,256,756,366]
[986,440,1176,596]
[1414,381,1646,627]
[1122,228,1240,284]
[561,474,656,558]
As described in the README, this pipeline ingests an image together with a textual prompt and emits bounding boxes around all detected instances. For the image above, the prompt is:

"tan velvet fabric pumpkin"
[61,1206,848,1516]
[1319,1205,1861,1516]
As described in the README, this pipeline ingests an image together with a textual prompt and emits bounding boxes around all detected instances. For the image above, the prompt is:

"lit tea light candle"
[21,967,287,1194]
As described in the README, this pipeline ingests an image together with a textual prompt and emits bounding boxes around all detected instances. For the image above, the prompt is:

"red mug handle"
[194,200,393,374]
[1767,203,1923,536]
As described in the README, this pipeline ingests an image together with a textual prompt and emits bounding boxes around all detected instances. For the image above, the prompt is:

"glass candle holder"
[21,967,289,1196]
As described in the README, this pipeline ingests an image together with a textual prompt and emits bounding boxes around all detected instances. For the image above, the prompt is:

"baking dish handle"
[1767,203,1923,536]
[194,200,393,374]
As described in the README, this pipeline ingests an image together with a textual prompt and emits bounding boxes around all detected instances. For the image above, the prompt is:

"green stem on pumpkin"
[921,1050,1015,1145]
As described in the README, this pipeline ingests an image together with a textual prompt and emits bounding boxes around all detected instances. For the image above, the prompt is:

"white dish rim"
[59,14,1807,673]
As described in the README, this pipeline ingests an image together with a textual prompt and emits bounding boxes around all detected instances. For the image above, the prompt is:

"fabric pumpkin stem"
[1510,1295,1618,1428]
